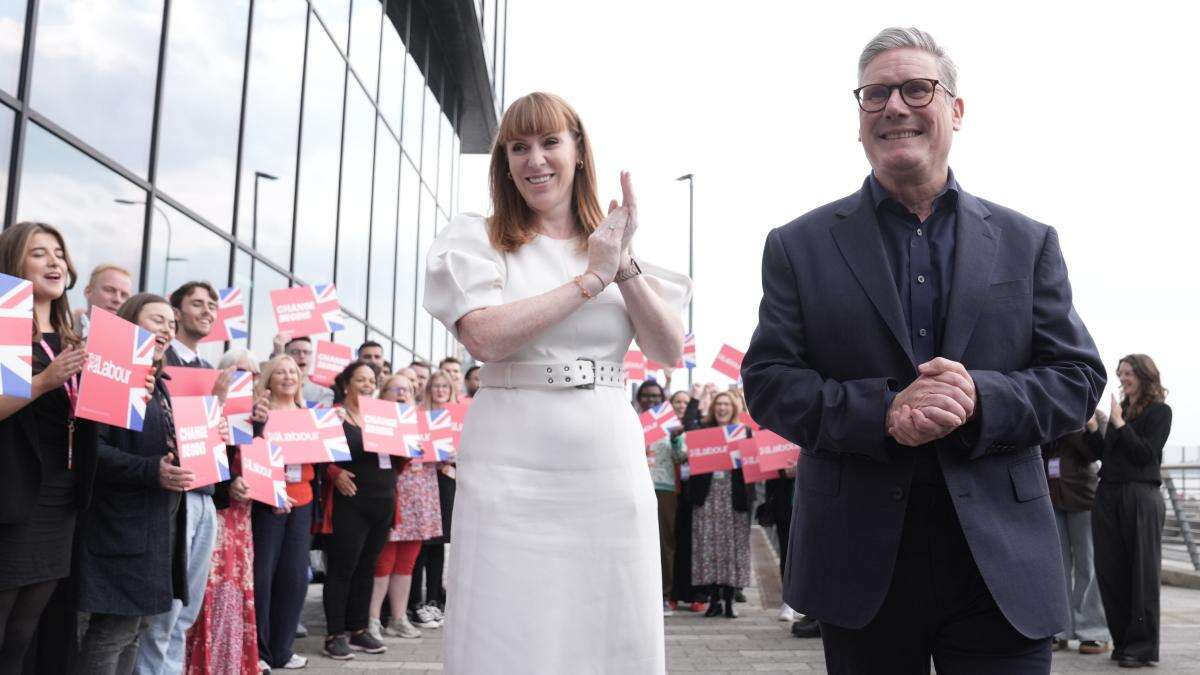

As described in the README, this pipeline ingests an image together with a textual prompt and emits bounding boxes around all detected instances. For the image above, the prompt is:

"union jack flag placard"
[358,397,423,458]
[75,308,155,430]
[0,273,33,398]
[683,423,747,476]
[200,287,248,343]
[421,408,457,461]
[270,284,345,338]
[241,437,288,509]
[640,402,680,447]
[224,370,255,445]
[265,407,350,464]
[674,333,697,369]
[174,395,230,489]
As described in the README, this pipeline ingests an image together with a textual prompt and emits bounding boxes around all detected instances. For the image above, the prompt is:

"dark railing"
[1162,458,1200,571]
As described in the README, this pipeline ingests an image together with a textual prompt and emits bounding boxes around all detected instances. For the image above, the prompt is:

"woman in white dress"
[424,92,690,674]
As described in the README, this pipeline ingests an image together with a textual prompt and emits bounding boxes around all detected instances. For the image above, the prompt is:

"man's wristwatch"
[614,257,642,283]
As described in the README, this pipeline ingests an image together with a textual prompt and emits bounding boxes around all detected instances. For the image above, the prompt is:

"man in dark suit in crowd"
[741,27,1105,674]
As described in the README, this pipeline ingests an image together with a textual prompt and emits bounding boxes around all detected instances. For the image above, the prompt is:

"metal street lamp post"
[114,198,182,295]
[676,173,694,389]
[249,172,278,342]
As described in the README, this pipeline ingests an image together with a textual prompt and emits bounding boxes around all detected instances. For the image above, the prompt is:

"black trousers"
[323,493,393,635]
[408,543,446,609]
[1092,481,1164,663]
[820,485,1051,674]
[671,483,700,602]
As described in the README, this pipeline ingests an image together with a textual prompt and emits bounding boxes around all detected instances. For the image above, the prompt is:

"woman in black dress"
[0,222,98,673]
[1084,354,1172,669]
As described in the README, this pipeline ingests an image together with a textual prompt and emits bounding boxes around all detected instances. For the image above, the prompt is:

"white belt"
[479,359,624,390]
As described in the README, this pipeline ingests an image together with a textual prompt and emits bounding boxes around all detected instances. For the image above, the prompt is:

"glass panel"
[155,0,248,231]
[234,250,290,359]
[334,83,372,317]
[16,123,145,311]
[0,104,12,216]
[422,82,439,185]
[401,52,422,161]
[392,159,417,349]
[236,0,306,266]
[145,199,231,301]
[334,315,365,350]
[347,0,380,99]
[311,0,349,54]
[368,121,398,334]
[377,17,403,135]
[30,0,163,177]
[413,187,435,359]
[438,111,453,208]
[293,26,344,284]
[0,0,26,95]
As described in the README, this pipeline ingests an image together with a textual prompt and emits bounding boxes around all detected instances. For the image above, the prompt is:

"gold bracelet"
[572,274,595,300]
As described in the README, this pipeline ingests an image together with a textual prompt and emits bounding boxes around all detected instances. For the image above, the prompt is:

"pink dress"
[185,498,258,675]
[391,460,443,541]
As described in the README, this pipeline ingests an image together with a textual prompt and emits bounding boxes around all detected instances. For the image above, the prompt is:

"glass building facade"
[0,0,507,366]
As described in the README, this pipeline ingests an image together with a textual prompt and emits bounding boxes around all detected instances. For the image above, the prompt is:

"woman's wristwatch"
[614,257,642,284]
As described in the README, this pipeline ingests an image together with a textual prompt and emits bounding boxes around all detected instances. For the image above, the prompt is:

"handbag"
[754,501,776,528]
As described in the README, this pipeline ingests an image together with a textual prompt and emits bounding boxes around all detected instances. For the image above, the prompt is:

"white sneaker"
[367,617,384,642]
[280,654,308,669]
[428,605,445,623]
[413,605,441,628]
[383,617,422,639]
[663,601,675,617]
[257,659,271,673]
[778,604,796,622]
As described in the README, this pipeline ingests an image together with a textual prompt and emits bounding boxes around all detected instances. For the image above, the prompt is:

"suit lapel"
[831,186,916,367]
[941,191,997,361]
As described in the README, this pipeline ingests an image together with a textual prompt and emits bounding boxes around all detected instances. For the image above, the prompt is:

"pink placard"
[200,287,248,343]
[359,397,423,458]
[421,406,461,461]
[163,366,220,398]
[755,429,801,472]
[75,308,155,430]
[673,332,697,369]
[264,407,350,464]
[733,438,779,484]
[685,424,747,476]
[711,343,745,381]
[269,284,345,338]
[624,350,647,382]
[0,273,34,399]
[173,395,229,489]
[224,370,255,446]
[739,410,761,431]
[309,340,353,388]
[639,402,680,447]
[241,438,288,508]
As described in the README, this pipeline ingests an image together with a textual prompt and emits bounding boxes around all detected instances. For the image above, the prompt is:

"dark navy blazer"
[741,177,1105,638]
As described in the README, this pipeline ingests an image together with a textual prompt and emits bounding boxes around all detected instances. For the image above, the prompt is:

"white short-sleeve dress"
[424,213,691,675]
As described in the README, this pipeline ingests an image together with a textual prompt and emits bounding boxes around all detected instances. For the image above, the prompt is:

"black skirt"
[0,502,76,590]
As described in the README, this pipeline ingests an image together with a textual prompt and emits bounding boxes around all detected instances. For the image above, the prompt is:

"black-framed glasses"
[853,78,952,112]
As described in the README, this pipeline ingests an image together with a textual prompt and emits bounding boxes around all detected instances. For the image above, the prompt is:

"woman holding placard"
[248,354,312,671]
[321,360,395,660]
[185,349,256,675]
[424,92,689,674]
[75,293,194,673]
[0,222,99,670]
[686,391,754,619]
[366,373,440,641]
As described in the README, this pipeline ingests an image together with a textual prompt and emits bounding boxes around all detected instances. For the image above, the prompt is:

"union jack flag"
[724,425,750,469]
[224,369,255,444]
[0,273,33,398]
[682,333,697,368]
[314,284,345,333]
[397,404,425,459]
[423,408,456,461]
[266,440,288,508]
[640,402,680,446]
[312,407,351,462]
[229,412,254,445]
[205,396,232,482]
[126,324,156,431]
[202,287,247,343]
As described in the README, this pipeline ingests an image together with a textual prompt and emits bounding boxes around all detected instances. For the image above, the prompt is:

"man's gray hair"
[218,348,258,370]
[858,27,958,96]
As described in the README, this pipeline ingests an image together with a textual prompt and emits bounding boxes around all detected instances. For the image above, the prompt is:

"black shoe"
[704,600,723,617]
[734,589,747,603]
[791,616,821,639]
[723,600,738,619]
[1118,656,1147,668]
[322,635,354,660]
[1111,648,1124,661]
[349,630,387,654]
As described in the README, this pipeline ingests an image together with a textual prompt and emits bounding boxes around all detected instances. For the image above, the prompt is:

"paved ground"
[294,527,1200,673]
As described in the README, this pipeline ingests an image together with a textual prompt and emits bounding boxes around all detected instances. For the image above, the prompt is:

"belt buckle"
[575,357,596,390]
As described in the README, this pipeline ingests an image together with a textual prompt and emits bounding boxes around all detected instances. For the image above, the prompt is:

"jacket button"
[890,487,905,501]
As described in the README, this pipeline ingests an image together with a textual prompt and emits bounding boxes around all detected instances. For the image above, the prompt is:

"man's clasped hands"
[886,357,977,447]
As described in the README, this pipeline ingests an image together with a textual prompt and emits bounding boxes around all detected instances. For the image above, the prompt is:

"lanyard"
[39,338,79,469]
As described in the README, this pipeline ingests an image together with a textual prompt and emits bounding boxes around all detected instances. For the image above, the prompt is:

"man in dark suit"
[741,27,1105,674]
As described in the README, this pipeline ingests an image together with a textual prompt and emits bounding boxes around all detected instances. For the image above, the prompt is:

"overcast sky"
[459,0,1200,449]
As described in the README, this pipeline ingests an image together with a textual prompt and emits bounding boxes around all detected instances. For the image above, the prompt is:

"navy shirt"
[869,170,960,485]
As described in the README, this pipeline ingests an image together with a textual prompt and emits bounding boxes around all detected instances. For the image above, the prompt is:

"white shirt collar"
[170,338,198,364]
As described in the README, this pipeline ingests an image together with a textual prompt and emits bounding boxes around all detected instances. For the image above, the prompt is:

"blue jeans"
[1054,506,1111,643]
[134,492,216,674]
[252,502,313,668]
